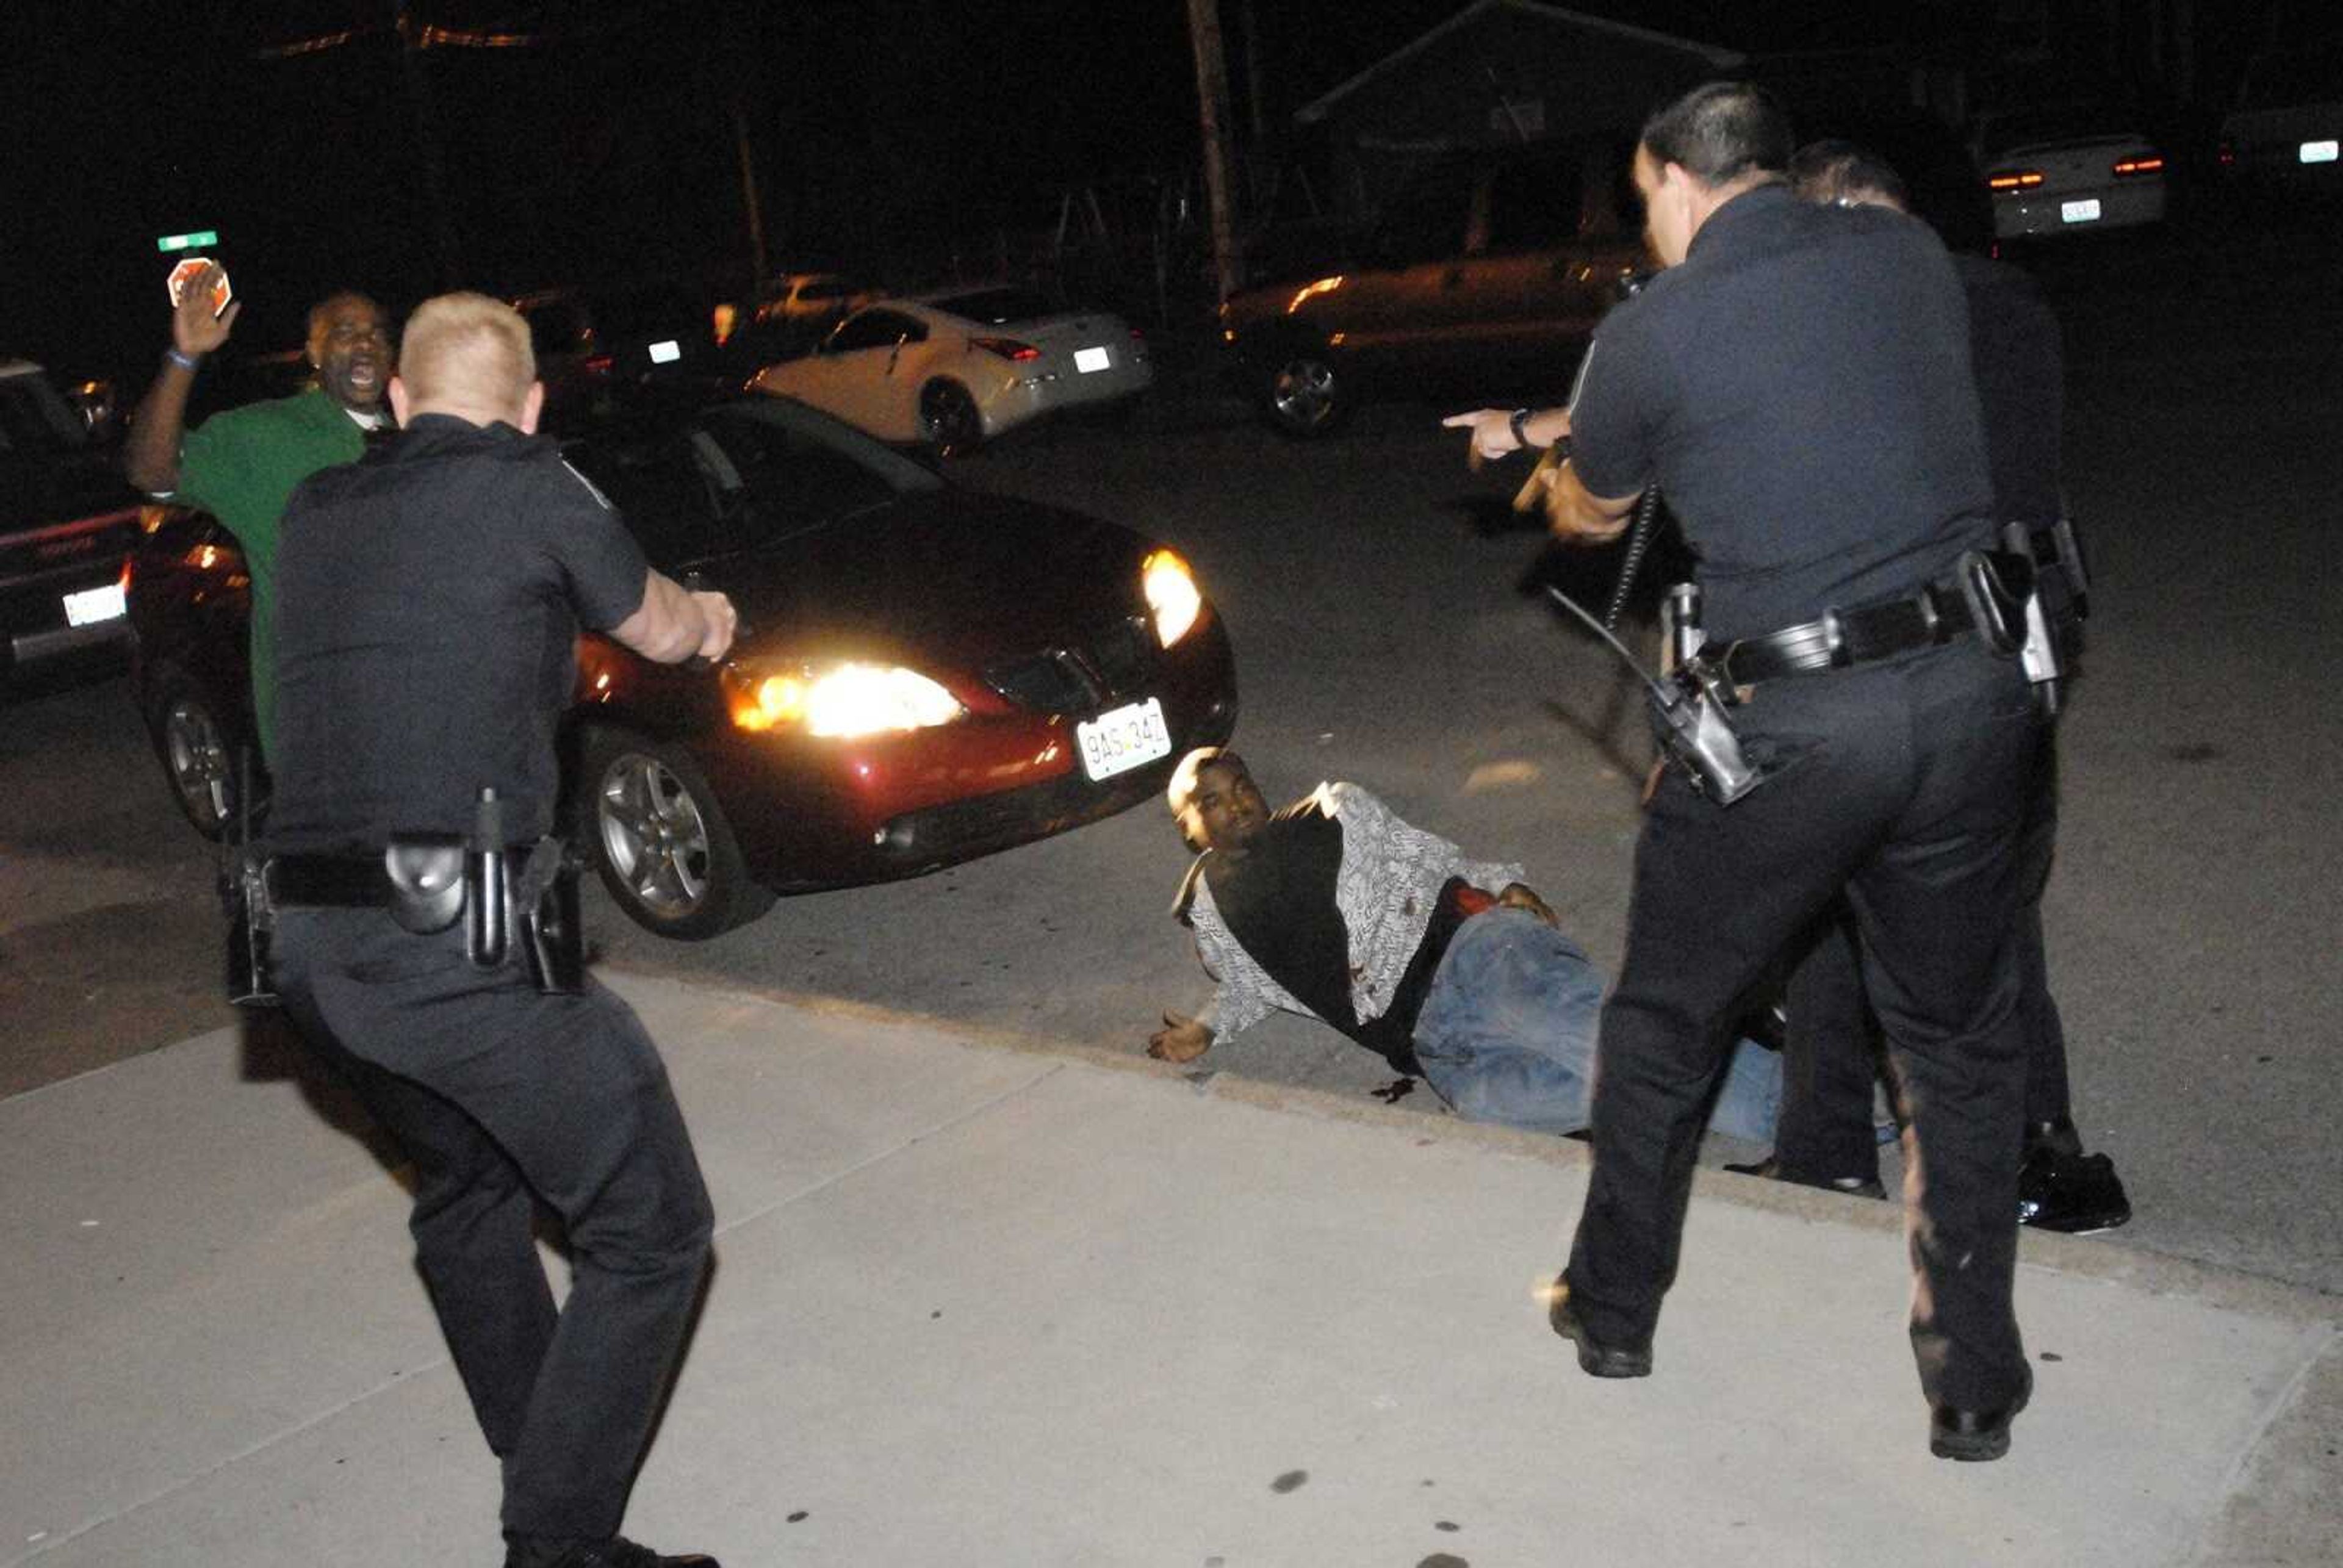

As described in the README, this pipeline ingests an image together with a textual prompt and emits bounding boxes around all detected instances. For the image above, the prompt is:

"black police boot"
[1929,1362,2033,1462]
[503,1536,718,1568]
[1547,1277,1654,1378]
[2018,1145,2132,1233]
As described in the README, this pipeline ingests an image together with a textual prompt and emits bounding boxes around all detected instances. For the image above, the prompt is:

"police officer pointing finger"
[265,293,730,1567]
[1461,84,2041,1462]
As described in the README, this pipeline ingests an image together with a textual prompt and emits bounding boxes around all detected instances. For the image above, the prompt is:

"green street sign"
[156,230,220,253]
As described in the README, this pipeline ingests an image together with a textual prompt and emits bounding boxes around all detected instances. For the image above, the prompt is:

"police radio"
[1546,583,1763,804]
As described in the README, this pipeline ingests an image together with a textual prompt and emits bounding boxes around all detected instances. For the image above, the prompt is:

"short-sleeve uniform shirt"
[1567,185,1995,642]
[265,415,649,853]
[173,386,370,755]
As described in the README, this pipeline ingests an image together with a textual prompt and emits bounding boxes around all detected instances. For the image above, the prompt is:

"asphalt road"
[5,223,2338,1301]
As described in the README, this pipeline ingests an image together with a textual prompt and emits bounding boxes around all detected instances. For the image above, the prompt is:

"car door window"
[1372,178,1473,265]
[564,433,725,568]
[524,301,589,361]
[1483,157,1584,254]
[826,310,924,354]
[0,376,83,456]
[700,406,899,535]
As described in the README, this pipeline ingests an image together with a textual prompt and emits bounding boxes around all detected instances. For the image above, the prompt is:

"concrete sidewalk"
[3,970,2335,1567]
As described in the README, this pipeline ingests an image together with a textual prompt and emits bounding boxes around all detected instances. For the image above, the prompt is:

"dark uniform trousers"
[1565,636,2040,1411]
[1779,735,2070,1181]
[274,904,715,1542]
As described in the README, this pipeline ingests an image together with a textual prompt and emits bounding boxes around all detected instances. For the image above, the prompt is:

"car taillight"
[2111,154,2164,178]
[2217,143,2236,167]
[1987,170,2045,194]
[583,354,616,377]
[971,337,1041,362]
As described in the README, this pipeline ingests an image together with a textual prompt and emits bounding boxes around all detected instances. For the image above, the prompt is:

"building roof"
[1295,0,1745,125]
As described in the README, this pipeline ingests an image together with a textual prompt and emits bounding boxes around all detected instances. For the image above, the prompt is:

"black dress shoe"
[505,1536,718,1568]
[1929,1364,2032,1462]
[1547,1279,1653,1378]
[2018,1145,2132,1233]
[1723,1154,1887,1201]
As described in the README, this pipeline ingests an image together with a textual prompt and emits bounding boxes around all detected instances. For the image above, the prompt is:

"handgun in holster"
[1998,518,2091,719]
[1987,525,2080,722]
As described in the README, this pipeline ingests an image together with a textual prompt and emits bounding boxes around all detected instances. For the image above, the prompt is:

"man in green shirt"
[124,266,394,757]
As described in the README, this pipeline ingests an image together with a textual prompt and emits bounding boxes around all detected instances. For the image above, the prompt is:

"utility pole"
[1184,0,1243,304]
[732,99,769,287]
[392,2,464,289]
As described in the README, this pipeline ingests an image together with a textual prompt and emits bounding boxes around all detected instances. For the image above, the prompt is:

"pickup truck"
[1,359,148,680]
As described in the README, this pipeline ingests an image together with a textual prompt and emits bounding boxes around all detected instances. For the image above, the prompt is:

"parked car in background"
[127,395,1237,937]
[2217,44,2342,194]
[1,359,146,682]
[757,271,881,334]
[1217,133,1644,438]
[514,284,730,428]
[1968,104,2168,240]
[751,287,1153,455]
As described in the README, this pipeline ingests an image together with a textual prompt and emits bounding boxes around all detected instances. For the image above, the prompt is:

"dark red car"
[127,395,1238,937]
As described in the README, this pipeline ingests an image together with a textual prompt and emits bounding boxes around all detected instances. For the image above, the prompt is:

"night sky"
[4,0,2304,382]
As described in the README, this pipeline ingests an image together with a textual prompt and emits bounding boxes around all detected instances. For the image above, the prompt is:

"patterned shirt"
[1178,782,1523,1040]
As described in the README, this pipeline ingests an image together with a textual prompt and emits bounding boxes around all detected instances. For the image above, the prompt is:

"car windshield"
[0,371,88,456]
[589,287,705,337]
[927,286,1059,324]
[2239,48,2343,109]
[563,397,941,570]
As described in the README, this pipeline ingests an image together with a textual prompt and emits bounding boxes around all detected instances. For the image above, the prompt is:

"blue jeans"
[1411,908,1781,1142]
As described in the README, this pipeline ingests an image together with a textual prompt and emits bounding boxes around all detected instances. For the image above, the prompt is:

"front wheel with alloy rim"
[917,378,984,456]
[146,665,250,839]
[1262,349,1350,437]
[579,728,774,940]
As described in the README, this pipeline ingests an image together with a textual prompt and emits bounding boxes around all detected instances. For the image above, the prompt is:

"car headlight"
[1143,548,1202,647]
[725,661,964,737]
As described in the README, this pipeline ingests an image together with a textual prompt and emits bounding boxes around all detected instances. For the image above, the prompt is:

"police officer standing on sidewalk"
[265,292,736,1566]
[1450,83,2042,1461]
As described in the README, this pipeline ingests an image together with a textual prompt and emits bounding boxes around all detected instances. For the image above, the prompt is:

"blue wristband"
[164,347,202,372]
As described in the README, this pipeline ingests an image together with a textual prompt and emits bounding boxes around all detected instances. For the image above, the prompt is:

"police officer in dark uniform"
[265,292,736,1567]
[1451,83,2040,1461]
[1746,140,2131,1234]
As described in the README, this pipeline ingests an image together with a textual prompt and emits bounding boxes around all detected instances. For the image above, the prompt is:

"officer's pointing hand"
[690,591,738,662]
[1442,408,1521,464]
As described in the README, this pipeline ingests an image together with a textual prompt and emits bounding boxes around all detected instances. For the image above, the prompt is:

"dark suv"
[1219,135,1645,436]
[513,285,732,430]
[1,359,148,681]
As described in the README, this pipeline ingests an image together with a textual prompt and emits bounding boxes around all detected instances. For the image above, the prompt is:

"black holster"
[512,838,587,994]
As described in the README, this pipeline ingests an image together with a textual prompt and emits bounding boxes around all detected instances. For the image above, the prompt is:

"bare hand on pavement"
[1147,1012,1214,1063]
